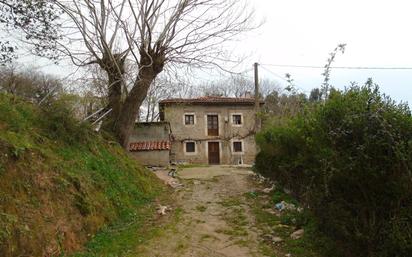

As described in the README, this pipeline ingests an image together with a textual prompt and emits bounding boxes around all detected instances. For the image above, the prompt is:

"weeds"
[0,93,164,256]
[196,205,207,212]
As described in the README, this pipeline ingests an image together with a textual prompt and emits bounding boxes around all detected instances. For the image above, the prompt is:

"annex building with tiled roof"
[128,122,171,166]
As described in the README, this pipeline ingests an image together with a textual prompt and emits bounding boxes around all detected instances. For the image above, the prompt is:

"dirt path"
[133,166,271,257]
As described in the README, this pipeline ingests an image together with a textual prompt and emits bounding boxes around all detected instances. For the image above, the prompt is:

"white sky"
[239,0,412,103]
[17,0,412,104]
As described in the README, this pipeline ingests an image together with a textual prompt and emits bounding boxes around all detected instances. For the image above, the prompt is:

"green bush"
[256,82,412,257]
[40,94,93,144]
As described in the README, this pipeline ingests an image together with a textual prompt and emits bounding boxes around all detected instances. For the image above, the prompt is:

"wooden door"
[208,142,220,164]
[207,115,219,136]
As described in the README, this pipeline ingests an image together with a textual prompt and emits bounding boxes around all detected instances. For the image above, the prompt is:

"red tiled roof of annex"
[159,96,264,105]
[129,141,171,151]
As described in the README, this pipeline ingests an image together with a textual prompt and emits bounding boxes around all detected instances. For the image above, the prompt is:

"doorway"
[208,142,220,164]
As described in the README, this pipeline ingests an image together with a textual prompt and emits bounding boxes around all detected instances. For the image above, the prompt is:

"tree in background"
[0,0,60,63]
[309,87,322,102]
[261,73,307,126]
[197,75,277,98]
[262,90,307,123]
[0,65,63,103]
[141,75,179,122]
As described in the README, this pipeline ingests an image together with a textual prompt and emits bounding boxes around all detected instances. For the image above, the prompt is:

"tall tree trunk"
[100,52,126,130]
[115,67,157,148]
[145,96,151,122]
[115,47,165,147]
[106,72,123,128]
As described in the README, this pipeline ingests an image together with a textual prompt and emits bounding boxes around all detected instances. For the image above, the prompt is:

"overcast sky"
[22,0,412,104]
[238,0,412,104]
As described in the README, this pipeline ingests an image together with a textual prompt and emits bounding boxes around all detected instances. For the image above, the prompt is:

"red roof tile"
[129,141,170,151]
[159,96,264,105]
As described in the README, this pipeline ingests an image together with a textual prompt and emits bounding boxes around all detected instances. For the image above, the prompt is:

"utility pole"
[254,62,260,131]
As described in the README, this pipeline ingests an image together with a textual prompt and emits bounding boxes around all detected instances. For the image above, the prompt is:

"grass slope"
[0,94,164,257]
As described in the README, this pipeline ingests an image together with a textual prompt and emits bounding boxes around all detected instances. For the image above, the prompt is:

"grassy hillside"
[0,94,164,256]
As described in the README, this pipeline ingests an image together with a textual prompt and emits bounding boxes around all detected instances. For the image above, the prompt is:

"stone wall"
[128,122,171,166]
[128,122,170,142]
[130,151,170,166]
[163,104,258,165]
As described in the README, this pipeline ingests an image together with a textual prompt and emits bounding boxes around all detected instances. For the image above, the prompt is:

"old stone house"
[159,96,263,165]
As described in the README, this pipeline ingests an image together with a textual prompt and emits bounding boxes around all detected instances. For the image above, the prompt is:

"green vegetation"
[256,83,412,257]
[218,197,243,207]
[195,205,207,212]
[250,188,329,257]
[218,207,249,238]
[177,163,209,169]
[0,94,165,257]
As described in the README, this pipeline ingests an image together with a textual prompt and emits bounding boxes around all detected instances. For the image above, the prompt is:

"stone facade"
[159,97,261,165]
[128,122,171,166]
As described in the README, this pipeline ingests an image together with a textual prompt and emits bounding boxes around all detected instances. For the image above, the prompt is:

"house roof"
[159,96,264,106]
[135,121,170,125]
[129,141,171,151]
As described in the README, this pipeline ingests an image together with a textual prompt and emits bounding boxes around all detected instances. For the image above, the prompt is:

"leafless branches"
[52,0,258,145]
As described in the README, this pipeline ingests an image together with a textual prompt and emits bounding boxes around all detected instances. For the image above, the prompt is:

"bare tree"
[142,76,171,122]
[0,65,63,103]
[0,0,60,63]
[53,0,257,147]
[197,75,278,98]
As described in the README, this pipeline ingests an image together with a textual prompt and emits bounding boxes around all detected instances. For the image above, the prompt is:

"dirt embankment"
[0,94,162,257]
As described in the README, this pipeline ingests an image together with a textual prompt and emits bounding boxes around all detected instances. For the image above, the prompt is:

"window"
[207,115,219,136]
[185,142,195,153]
[185,114,195,125]
[233,141,243,152]
[232,114,242,125]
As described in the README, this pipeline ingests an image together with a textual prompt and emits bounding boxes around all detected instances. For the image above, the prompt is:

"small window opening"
[232,115,242,125]
[185,114,195,125]
[233,141,242,152]
[186,142,195,152]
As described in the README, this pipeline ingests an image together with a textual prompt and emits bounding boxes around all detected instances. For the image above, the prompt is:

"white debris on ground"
[251,172,267,184]
[274,200,303,212]
[272,236,283,243]
[263,234,284,244]
[274,201,295,211]
[290,229,304,240]
[275,224,290,229]
[152,168,184,189]
[262,184,275,193]
[157,205,170,215]
[168,180,183,189]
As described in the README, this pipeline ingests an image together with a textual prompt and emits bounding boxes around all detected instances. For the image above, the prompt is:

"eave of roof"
[159,96,265,105]
[129,141,171,151]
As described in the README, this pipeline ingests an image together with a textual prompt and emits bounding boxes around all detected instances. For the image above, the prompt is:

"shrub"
[40,94,93,144]
[256,82,412,257]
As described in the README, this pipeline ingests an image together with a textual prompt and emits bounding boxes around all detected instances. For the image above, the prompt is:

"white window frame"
[184,141,197,155]
[231,139,244,155]
[183,113,196,126]
[204,113,220,136]
[230,113,243,127]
